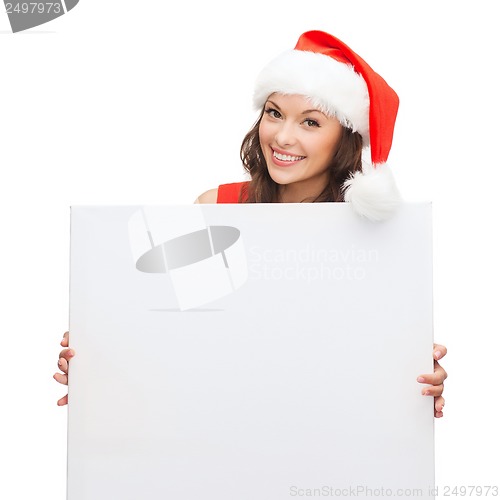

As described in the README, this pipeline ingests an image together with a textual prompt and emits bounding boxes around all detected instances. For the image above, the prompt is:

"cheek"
[309,136,333,159]
[258,122,268,146]
[258,119,276,147]
[318,133,342,162]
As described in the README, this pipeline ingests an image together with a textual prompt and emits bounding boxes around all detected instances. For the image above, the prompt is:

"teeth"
[273,151,304,162]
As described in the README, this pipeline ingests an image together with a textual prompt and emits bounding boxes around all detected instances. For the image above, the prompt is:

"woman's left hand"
[417,343,447,418]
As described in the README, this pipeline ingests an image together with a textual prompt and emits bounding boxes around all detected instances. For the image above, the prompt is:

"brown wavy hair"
[238,108,363,203]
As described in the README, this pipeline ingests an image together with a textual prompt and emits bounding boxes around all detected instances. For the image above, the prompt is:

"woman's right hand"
[53,331,74,406]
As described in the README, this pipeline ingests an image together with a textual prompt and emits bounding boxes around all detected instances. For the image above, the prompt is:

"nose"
[275,121,297,148]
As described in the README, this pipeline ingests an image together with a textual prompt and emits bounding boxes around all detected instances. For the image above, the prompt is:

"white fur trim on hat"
[342,162,402,222]
[253,49,370,145]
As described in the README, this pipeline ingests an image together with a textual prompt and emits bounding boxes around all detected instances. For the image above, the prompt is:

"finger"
[53,372,68,386]
[433,343,447,360]
[434,395,445,413]
[60,331,69,347]
[433,360,448,384]
[57,394,68,406]
[59,348,75,362]
[58,357,68,374]
[417,361,447,386]
[421,384,444,397]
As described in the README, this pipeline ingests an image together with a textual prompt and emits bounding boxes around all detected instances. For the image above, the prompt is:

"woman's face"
[258,93,343,202]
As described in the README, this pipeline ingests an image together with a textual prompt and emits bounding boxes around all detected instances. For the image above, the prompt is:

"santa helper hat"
[253,30,401,221]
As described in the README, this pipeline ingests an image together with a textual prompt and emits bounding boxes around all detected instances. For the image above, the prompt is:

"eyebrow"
[302,108,326,116]
[266,100,282,110]
[266,99,326,117]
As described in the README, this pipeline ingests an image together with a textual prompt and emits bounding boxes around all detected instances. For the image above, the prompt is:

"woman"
[55,30,447,417]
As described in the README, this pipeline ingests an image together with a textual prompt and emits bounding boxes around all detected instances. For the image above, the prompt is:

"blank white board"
[68,203,435,500]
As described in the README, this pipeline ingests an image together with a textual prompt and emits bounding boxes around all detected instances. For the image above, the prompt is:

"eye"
[264,107,282,119]
[304,118,320,128]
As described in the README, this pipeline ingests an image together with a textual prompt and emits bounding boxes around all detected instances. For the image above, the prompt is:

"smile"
[273,150,306,162]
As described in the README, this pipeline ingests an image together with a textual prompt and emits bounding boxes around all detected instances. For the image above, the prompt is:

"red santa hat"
[253,30,401,221]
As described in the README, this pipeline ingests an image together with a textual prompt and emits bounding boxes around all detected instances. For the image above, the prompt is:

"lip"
[270,147,305,167]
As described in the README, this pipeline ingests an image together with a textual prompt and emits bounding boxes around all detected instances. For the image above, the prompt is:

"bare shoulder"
[193,188,218,204]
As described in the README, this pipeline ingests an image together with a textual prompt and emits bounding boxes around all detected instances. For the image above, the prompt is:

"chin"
[266,164,294,185]
[267,170,290,186]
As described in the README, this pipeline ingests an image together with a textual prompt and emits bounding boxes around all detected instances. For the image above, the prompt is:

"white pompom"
[342,162,402,222]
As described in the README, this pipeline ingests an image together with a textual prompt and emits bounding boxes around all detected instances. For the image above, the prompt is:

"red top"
[216,182,250,203]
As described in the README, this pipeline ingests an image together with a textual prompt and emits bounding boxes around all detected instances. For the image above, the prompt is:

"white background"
[0,1,498,498]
